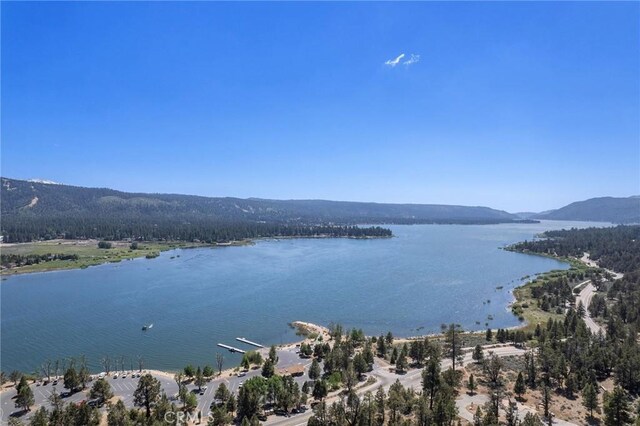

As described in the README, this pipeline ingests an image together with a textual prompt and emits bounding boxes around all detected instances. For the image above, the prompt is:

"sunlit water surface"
[1,221,606,372]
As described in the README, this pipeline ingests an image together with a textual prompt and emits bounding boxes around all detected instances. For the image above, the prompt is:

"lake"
[0,220,604,373]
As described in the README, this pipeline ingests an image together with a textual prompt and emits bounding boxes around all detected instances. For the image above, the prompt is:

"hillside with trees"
[1,177,526,243]
[510,225,640,274]
[533,196,640,224]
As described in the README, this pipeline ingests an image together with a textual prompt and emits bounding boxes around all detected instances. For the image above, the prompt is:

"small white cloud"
[403,54,420,66]
[384,53,405,67]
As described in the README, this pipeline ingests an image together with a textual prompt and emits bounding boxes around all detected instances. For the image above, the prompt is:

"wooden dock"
[217,343,246,354]
[236,337,264,348]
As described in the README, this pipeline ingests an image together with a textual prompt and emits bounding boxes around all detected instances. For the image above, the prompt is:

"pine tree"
[195,366,206,391]
[309,359,321,381]
[467,374,477,395]
[15,376,34,412]
[376,335,387,358]
[261,359,275,378]
[581,382,598,419]
[385,332,393,346]
[514,372,526,400]
[312,380,328,400]
[395,347,408,374]
[375,387,385,426]
[442,323,464,370]
[603,387,633,426]
[353,353,368,378]
[89,378,113,402]
[542,385,552,419]
[268,346,278,364]
[133,374,161,418]
[472,345,484,363]
[63,365,80,392]
[486,328,493,341]
[473,406,483,426]
[107,400,129,426]
[422,357,441,409]
[524,351,537,388]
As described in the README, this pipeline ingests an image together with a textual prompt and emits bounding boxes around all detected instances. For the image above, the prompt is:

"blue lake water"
[0,220,604,373]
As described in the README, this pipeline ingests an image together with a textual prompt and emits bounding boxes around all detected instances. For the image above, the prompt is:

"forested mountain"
[0,177,525,243]
[2,178,518,223]
[534,196,640,224]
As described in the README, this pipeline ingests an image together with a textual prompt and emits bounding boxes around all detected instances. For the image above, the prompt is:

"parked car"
[88,398,103,408]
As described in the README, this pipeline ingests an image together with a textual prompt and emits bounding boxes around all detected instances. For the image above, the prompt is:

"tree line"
[1,253,79,268]
[509,225,640,274]
[1,216,392,243]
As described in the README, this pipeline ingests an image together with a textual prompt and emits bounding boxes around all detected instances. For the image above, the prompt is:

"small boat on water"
[142,323,153,331]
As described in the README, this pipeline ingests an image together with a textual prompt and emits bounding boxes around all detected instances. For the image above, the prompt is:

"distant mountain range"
[531,196,640,224]
[1,177,522,225]
[2,177,637,244]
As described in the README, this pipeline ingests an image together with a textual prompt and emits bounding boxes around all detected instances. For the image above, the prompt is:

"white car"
[238,372,246,377]
[238,382,244,388]
[98,372,106,379]
[113,373,119,379]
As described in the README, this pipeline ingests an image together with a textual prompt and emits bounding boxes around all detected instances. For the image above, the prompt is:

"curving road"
[577,281,604,335]
[575,252,624,336]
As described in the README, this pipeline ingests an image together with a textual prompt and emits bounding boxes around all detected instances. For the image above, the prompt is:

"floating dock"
[217,343,246,354]
[236,337,264,348]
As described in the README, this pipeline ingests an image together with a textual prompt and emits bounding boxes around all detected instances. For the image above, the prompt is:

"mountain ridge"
[1,177,519,223]
[533,196,640,224]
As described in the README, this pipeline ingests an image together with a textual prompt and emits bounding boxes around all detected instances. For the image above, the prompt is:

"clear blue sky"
[2,2,638,212]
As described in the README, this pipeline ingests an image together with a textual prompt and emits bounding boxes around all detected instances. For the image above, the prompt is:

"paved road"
[0,344,583,425]
[573,252,626,336]
[580,253,623,281]
[576,281,604,335]
[572,252,627,337]
[456,392,488,423]
[265,345,527,426]
[1,377,88,422]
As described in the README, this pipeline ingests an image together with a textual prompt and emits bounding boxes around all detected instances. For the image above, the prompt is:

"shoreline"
[0,234,391,277]
[0,249,593,382]
[0,240,238,277]
[1,234,602,378]
[0,320,328,394]
[509,252,602,333]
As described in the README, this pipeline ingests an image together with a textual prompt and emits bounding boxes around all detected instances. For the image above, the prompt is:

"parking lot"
[0,347,313,423]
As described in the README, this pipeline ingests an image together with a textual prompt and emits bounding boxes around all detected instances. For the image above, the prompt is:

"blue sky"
[2,2,638,212]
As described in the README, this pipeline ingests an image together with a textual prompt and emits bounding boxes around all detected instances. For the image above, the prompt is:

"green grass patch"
[1,240,211,275]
